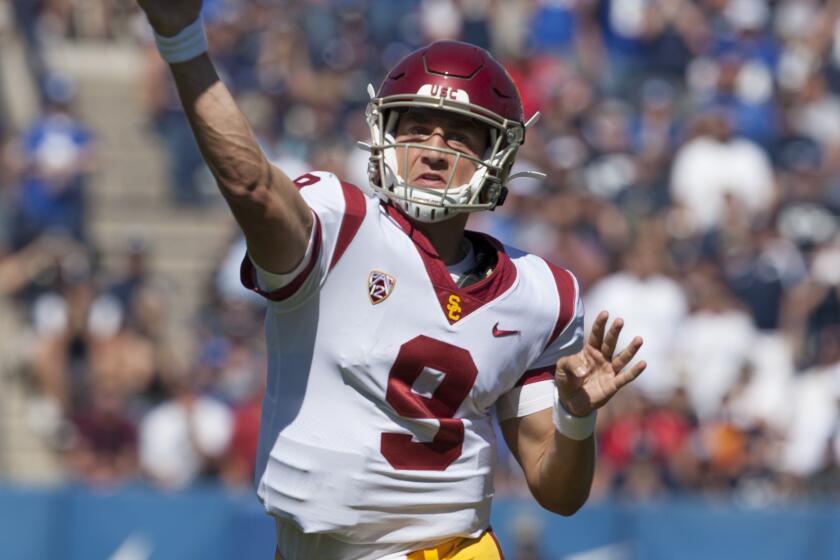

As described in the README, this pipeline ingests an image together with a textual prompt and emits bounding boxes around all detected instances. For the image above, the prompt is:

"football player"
[138,1,647,558]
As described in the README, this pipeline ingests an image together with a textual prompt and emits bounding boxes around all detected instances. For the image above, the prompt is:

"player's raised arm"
[137,0,312,274]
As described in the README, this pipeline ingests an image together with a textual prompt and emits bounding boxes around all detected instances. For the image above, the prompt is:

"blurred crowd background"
[1,0,840,515]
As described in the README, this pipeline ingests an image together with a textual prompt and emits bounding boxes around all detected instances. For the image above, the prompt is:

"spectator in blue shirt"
[9,75,94,249]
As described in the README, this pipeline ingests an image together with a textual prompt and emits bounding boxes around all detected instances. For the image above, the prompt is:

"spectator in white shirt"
[670,108,776,231]
[585,230,688,401]
[139,371,233,489]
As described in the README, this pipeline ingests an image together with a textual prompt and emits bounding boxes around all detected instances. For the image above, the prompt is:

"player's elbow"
[535,488,590,517]
[550,500,586,517]
[218,164,279,216]
[215,155,272,199]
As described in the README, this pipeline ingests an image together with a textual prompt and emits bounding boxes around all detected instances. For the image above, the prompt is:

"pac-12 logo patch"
[368,270,396,304]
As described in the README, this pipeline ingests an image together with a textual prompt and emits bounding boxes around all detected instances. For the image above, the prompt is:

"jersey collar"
[383,202,517,325]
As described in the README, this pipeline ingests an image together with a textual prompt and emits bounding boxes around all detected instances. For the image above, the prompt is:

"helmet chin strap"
[396,187,468,223]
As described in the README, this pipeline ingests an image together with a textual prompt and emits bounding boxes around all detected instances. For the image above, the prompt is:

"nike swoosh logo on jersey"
[492,323,520,337]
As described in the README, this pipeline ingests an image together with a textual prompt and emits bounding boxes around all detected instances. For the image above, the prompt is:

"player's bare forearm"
[538,427,595,514]
[166,55,311,273]
[168,56,264,192]
[501,409,594,516]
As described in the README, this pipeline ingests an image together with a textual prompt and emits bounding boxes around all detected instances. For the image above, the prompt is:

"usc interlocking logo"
[447,294,462,321]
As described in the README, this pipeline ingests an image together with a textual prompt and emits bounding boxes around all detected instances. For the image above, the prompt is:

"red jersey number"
[380,336,478,471]
[293,173,321,189]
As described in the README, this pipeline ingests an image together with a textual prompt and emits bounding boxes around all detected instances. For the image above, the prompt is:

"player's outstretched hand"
[554,311,646,418]
[137,0,202,37]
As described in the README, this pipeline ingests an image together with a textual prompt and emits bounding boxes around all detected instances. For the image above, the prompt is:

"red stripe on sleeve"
[239,214,322,302]
[543,261,577,351]
[329,182,367,271]
[515,366,554,387]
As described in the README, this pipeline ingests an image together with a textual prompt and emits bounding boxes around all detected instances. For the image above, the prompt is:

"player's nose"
[418,129,449,167]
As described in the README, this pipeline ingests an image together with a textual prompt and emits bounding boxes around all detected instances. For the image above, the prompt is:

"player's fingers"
[585,340,608,366]
[611,336,643,372]
[555,354,589,390]
[614,360,647,390]
[601,318,624,360]
[588,311,609,349]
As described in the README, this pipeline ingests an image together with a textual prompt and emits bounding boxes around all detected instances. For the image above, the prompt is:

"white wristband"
[153,17,208,64]
[553,390,597,441]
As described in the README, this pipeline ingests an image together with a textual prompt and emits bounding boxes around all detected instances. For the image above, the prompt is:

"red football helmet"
[364,41,542,222]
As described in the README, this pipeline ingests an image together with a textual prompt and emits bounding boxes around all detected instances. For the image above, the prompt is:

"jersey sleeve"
[496,264,584,422]
[239,171,367,311]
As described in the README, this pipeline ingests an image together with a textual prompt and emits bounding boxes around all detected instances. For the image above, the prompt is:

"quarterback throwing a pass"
[139,1,646,558]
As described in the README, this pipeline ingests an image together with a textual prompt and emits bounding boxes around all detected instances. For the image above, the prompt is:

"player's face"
[394,109,489,190]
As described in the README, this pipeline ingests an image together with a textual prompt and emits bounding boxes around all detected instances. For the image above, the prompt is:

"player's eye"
[406,125,431,137]
[446,132,478,154]
[448,132,472,145]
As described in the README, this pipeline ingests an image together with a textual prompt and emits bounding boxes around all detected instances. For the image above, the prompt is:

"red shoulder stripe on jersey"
[329,182,366,271]
[515,366,554,387]
[543,261,577,351]
[239,213,323,301]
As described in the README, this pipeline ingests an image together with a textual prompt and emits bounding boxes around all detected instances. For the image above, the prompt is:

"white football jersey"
[241,172,584,548]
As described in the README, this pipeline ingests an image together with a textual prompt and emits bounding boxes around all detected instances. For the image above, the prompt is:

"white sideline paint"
[565,542,632,560]
[108,533,153,560]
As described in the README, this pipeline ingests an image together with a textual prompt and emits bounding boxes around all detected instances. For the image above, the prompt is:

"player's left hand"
[554,311,646,417]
